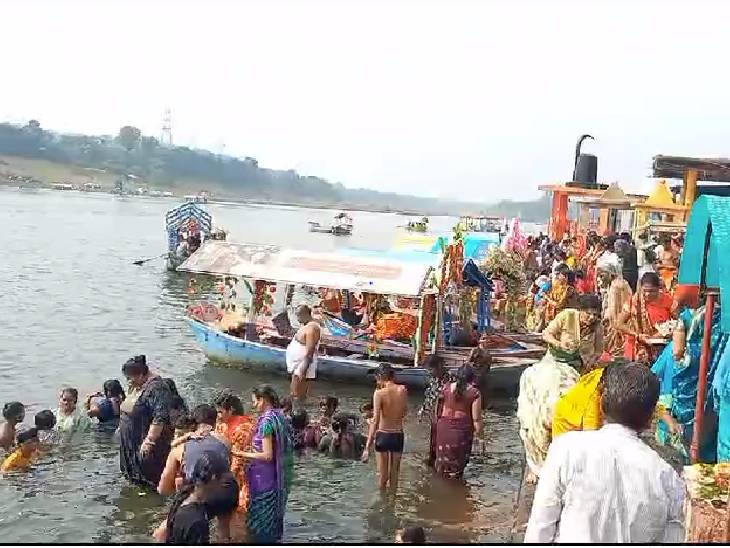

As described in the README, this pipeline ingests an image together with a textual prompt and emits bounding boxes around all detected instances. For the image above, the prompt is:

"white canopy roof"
[178,241,438,297]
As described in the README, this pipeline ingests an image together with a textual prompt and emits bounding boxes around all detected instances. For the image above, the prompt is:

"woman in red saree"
[542,265,576,326]
[214,393,257,511]
[617,272,676,365]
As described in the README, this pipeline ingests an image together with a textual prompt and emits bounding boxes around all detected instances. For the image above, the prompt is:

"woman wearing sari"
[541,264,576,326]
[617,272,676,365]
[434,366,483,479]
[517,294,603,483]
[652,303,728,463]
[237,386,293,543]
[596,257,633,358]
[214,392,256,511]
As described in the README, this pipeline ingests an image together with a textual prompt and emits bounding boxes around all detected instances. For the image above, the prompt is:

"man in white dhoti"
[287,305,321,403]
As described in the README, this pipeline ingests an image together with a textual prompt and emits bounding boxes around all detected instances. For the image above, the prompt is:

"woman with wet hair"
[434,366,483,479]
[119,354,181,487]
[237,385,293,543]
[0,401,25,451]
[86,379,126,425]
[159,450,230,545]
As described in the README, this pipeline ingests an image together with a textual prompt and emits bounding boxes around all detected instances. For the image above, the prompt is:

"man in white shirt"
[525,362,685,544]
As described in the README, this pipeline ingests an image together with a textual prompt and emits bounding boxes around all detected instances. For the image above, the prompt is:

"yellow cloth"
[566,256,577,269]
[552,368,604,439]
[1,449,34,472]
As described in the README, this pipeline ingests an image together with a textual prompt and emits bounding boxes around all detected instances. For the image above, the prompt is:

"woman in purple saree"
[237,386,293,543]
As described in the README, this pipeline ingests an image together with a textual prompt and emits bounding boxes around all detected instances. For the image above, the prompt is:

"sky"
[2,0,730,201]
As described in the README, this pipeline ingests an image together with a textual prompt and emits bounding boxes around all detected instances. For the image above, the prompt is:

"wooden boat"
[178,241,541,395]
[186,317,534,393]
[405,217,429,232]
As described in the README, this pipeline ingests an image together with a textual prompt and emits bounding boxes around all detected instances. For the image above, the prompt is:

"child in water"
[35,410,59,446]
[1,428,39,472]
[0,402,25,451]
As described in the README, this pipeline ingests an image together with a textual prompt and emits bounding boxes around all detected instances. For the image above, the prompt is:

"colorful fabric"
[247,409,293,543]
[623,291,674,364]
[1,449,34,472]
[434,384,480,478]
[54,407,92,435]
[543,282,576,325]
[653,307,728,463]
[543,308,603,369]
[419,375,448,423]
[602,277,633,357]
[374,312,417,342]
[551,368,604,439]
[517,352,580,476]
[216,414,256,510]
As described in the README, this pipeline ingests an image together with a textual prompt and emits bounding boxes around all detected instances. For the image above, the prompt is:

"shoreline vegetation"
[0,120,550,220]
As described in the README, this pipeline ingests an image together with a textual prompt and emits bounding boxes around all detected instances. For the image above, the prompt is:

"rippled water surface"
[0,189,524,543]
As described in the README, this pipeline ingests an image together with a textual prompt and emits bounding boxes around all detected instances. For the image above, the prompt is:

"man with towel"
[287,305,321,403]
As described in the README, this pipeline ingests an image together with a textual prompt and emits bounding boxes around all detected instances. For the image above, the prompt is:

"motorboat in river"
[165,201,215,270]
[308,212,353,236]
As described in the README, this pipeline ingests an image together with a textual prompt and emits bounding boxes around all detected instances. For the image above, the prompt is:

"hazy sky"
[2,0,729,201]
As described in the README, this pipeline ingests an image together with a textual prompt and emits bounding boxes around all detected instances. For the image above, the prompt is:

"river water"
[0,188,524,544]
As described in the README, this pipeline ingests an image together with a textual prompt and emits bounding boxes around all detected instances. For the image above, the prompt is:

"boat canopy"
[678,195,730,331]
[393,232,500,261]
[166,202,212,234]
[178,241,439,297]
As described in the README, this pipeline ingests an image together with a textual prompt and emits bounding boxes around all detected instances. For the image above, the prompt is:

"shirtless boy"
[362,363,408,490]
[287,305,321,403]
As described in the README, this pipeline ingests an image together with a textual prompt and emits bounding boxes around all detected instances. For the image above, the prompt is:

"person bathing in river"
[86,379,126,427]
[156,404,239,543]
[287,305,321,403]
[434,366,483,480]
[417,355,449,468]
[55,388,92,436]
[362,364,408,491]
[1,402,25,452]
[35,409,60,446]
[1,428,39,472]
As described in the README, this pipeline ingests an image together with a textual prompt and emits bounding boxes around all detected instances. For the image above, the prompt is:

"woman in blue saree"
[652,304,728,463]
[237,386,293,543]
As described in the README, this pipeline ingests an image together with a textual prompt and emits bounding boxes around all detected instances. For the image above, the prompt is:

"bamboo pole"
[690,292,716,463]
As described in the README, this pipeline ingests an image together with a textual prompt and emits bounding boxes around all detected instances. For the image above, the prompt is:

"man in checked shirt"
[525,362,685,543]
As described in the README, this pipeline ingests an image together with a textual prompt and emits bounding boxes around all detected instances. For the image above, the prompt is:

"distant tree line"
[0,120,549,219]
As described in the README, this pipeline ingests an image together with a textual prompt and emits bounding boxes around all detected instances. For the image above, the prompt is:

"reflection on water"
[0,189,523,543]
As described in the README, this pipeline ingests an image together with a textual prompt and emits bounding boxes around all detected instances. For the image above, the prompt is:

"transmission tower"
[160,108,173,146]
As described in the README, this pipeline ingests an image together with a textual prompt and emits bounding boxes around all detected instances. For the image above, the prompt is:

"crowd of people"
[509,228,730,543]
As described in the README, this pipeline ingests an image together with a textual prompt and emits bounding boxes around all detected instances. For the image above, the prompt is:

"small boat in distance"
[52,182,76,191]
[308,212,353,236]
[405,217,429,232]
[81,182,103,192]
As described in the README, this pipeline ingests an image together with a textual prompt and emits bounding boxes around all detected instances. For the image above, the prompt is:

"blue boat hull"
[186,319,528,393]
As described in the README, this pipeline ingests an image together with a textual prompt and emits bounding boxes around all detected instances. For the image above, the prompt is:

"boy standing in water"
[362,364,408,490]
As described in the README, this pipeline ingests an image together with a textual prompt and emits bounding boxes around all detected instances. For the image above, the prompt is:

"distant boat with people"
[405,217,429,233]
[308,212,353,236]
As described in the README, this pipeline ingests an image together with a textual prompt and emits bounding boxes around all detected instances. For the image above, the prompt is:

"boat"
[81,182,103,192]
[405,217,429,232]
[177,241,541,394]
[185,191,209,204]
[307,212,353,236]
[456,215,504,235]
[165,201,214,270]
[52,183,75,191]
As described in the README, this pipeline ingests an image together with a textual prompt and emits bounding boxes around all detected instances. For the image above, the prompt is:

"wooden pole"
[684,169,698,210]
[690,291,716,463]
